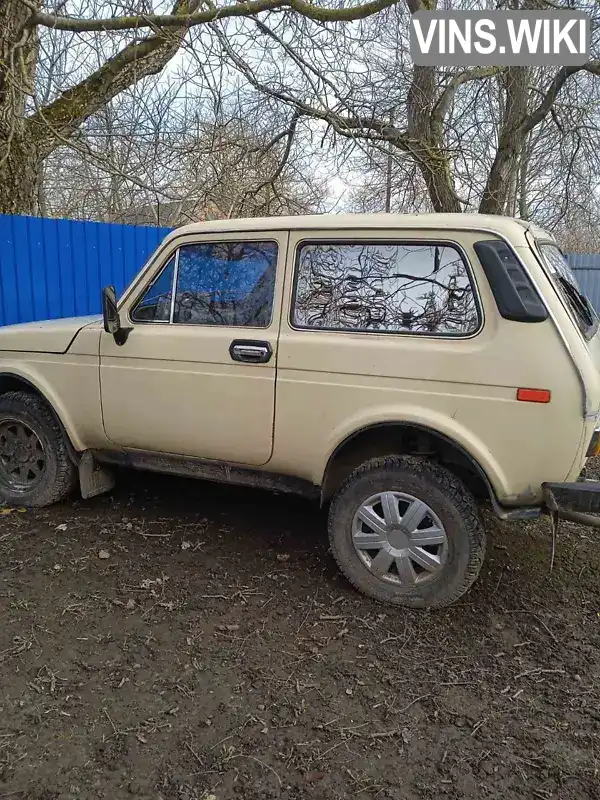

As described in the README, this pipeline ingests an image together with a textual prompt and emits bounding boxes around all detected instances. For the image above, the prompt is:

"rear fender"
[320,405,511,501]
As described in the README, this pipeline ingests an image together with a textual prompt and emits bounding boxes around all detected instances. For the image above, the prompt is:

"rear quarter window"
[291,241,481,336]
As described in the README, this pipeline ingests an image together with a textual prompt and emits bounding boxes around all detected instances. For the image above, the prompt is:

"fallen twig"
[398,694,430,713]
[514,668,565,680]
[229,754,282,785]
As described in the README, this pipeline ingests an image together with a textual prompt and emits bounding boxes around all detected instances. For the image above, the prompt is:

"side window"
[292,241,480,335]
[131,255,175,322]
[172,240,277,327]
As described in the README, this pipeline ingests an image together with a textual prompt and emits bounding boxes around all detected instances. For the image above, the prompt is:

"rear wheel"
[0,391,77,507]
[328,455,486,609]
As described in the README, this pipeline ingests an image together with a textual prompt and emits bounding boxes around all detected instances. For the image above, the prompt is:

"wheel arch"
[320,421,498,508]
[0,371,81,459]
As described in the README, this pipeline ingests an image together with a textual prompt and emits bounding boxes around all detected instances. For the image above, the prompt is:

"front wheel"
[0,391,77,508]
[328,455,486,609]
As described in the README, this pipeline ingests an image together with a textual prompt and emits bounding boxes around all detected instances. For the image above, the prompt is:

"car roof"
[164,212,553,246]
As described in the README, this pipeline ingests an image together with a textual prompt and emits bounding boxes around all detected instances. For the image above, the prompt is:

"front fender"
[0,363,90,452]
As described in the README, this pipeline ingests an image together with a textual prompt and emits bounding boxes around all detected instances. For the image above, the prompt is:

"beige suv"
[1,213,600,609]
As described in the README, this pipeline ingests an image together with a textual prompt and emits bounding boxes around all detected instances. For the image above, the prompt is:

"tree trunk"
[0,137,40,216]
[417,148,462,213]
[407,64,461,213]
[518,131,531,220]
[479,67,529,215]
[479,137,523,215]
[0,0,41,214]
[1,0,200,216]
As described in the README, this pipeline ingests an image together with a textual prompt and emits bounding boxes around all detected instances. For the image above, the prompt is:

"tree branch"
[32,0,402,32]
[29,0,202,157]
[431,66,506,131]
[209,21,413,152]
[520,61,600,137]
[239,111,299,211]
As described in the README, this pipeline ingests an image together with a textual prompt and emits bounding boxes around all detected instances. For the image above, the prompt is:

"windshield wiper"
[557,275,595,328]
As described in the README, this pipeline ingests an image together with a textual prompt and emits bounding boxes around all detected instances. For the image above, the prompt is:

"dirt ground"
[0,462,599,800]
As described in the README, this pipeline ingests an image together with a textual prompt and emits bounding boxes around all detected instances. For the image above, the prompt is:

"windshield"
[538,243,598,341]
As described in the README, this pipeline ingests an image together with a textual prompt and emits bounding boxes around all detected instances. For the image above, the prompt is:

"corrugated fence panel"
[566,252,600,317]
[0,214,172,326]
[2,215,600,325]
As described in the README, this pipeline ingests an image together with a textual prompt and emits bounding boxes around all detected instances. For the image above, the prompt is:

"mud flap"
[79,450,115,500]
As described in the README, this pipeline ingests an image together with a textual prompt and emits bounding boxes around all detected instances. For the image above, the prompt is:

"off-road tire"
[0,391,77,507]
[328,455,486,609]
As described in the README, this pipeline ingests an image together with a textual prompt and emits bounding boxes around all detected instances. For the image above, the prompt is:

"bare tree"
[41,80,326,222]
[0,0,396,215]
[5,0,600,227]
[345,62,600,229]
[204,0,600,215]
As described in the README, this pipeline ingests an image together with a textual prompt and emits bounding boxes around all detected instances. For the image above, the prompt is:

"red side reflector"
[517,388,551,403]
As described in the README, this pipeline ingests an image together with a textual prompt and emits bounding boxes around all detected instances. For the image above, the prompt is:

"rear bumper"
[542,480,600,528]
[491,479,600,528]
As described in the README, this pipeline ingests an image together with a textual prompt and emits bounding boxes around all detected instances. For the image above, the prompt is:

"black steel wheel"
[0,392,77,507]
[0,418,47,491]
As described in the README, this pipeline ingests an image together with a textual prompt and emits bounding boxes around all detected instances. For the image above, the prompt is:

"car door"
[99,230,288,465]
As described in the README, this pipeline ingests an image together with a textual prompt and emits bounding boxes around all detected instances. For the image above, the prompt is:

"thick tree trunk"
[407,64,461,213]
[0,0,41,214]
[417,149,462,213]
[0,135,40,215]
[0,0,200,216]
[479,67,529,216]
[479,140,523,215]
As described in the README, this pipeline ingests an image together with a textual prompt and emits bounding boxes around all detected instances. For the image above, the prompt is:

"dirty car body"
[1,212,599,609]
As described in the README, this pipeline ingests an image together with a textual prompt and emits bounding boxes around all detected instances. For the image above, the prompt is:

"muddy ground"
[0,462,599,800]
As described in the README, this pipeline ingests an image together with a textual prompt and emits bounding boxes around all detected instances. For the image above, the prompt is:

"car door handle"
[229,339,273,364]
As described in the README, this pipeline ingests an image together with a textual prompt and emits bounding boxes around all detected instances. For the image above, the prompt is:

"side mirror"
[102,285,120,334]
[102,285,132,346]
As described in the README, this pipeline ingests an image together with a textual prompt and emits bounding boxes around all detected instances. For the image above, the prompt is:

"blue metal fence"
[0,213,599,326]
[565,252,600,317]
[0,214,172,327]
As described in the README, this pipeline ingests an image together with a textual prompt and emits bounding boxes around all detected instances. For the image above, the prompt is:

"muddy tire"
[0,391,77,508]
[328,455,486,609]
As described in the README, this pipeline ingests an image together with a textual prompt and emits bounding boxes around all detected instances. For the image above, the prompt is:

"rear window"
[538,244,598,340]
[291,241,481,336]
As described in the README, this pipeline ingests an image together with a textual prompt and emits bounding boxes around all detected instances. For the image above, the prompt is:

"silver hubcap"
[0,419,46,491]
[352,491,448,587]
